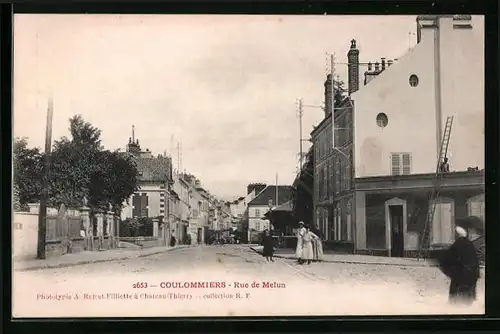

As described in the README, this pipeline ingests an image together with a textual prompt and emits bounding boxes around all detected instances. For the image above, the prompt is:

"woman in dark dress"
[262,229,275,262]
[437,224,480,305]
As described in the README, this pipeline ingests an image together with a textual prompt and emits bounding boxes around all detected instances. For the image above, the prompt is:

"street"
[13,245,484,317]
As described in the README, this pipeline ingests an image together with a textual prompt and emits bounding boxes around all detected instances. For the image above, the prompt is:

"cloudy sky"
[13,14,417,200]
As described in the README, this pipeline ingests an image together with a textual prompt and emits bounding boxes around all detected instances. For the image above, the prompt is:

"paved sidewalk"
[14,245,194,272]
[249,246,436,268]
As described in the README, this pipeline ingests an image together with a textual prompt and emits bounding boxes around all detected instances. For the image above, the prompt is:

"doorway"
[389,205,404,257]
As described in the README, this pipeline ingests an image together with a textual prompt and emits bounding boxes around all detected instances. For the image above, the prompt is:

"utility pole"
[330,53,336,149]
[275,173,279,208]
[298,98,304,168]
[37,98,54,260]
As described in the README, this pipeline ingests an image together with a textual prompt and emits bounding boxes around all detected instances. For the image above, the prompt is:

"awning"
[272,200,293,212]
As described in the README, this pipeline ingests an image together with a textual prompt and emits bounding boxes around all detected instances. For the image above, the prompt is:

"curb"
[15,245,193,272]
[248,247,436,268]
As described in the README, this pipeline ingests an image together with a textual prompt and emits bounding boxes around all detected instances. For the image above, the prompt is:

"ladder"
[417,116,454,261]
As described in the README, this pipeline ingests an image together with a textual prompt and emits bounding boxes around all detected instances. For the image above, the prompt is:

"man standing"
[436,223,480,305]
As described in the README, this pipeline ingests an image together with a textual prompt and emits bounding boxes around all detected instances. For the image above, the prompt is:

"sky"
[13,14,417,200]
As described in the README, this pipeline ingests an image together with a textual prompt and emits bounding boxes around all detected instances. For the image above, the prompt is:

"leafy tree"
[89,150,139,212]
[14,115,139,215]
[13,137,44,209]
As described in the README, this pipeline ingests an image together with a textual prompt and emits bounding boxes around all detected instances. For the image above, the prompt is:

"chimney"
[381,58,386,71]
[324,74,333,117]
[367,62,372,71]
[387,60,393,67]
[374,62,380,72]
[347,39,360,95]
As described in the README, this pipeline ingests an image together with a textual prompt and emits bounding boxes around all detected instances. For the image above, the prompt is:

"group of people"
[260,217,482,307]
[260,221,324,264]
[295,221,324,264]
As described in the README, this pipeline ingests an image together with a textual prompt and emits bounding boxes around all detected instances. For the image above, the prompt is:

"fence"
[19,203,121,258]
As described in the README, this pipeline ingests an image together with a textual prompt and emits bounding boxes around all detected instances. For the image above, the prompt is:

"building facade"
[120,133,173,242]
[247,185,293,243]
[350,15,484,257]
[311,41,357,251]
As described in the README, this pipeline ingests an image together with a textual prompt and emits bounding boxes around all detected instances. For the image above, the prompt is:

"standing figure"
[301,226,316,265]
[437,224,480,305]
[170,230,177,247]
[310,224,325,262]
[295,221,306,264]
[262,229,275,262]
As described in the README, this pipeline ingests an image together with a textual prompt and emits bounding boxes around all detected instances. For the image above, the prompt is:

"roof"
[135,156,172,183]
[247,185,294,207]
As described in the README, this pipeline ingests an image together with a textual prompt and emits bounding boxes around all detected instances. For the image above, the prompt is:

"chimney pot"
[381,58,386,70]
[374,62,380,71]
[387,60,393,67]
[368,62,372,71]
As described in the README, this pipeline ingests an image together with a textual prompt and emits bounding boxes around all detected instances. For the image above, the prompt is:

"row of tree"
[14,115,140,214]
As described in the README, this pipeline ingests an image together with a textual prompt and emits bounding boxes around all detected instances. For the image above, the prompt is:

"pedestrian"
[170,231,177,247]
[295,221,306,264]
[262,229,275,262]
[436,224,480,306]
[310,225,324,262]
[301,225,315,265]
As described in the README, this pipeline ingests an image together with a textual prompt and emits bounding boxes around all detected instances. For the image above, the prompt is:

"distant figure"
[440,157,450,173]
[437,225,480,305]
[295,221,306,264]
[261,229,275,262]
[170,232,177,247]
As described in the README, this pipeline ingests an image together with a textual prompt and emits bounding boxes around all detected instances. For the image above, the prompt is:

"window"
[346,201,352,241]
[409,74,419,87]
[431,199,455,246]
[376,113,389,128]
[333,207,342,241]
[323,165,328,199]
[335,158,340,194]
[255,221,261,231]
[391,153,412,175]
[467,195,485,224]
[255,209,261,217]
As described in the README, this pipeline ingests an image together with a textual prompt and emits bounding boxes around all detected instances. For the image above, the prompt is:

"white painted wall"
[352,16,484,178]
[120,183,165,219]
[248,205,271,232]
[12,212,39,260]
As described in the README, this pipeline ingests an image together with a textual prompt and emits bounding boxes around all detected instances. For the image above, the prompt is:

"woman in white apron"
[296,221,306,264]
[301,226,315,265]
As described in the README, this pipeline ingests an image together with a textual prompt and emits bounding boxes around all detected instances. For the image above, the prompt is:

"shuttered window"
[391,153,412,175]
[467,195,485,224]
[430,199,454,246]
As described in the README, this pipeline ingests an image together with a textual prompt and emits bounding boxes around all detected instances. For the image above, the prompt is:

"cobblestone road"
[13,245,484,317]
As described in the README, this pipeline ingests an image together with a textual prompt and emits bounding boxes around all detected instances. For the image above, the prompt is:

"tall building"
[311,40,356,252]
[350,15,484,257]
[120,129,173,223]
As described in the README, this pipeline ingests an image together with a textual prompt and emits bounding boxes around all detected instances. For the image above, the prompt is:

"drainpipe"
[433,19,443,163]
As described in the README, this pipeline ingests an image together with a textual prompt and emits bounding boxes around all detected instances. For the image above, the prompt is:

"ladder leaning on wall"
[417,116,454,261]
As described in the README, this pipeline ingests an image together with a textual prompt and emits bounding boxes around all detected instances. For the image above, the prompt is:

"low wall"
[13,212,39,261]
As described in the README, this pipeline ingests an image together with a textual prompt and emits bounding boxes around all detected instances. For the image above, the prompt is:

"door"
[389,205,404,257]
[197,228,202,244]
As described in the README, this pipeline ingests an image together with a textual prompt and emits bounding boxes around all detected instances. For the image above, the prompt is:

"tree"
[14,115,139,214]
[13,137,44,209]
[48,115,139,211]
[89,150,139,212]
